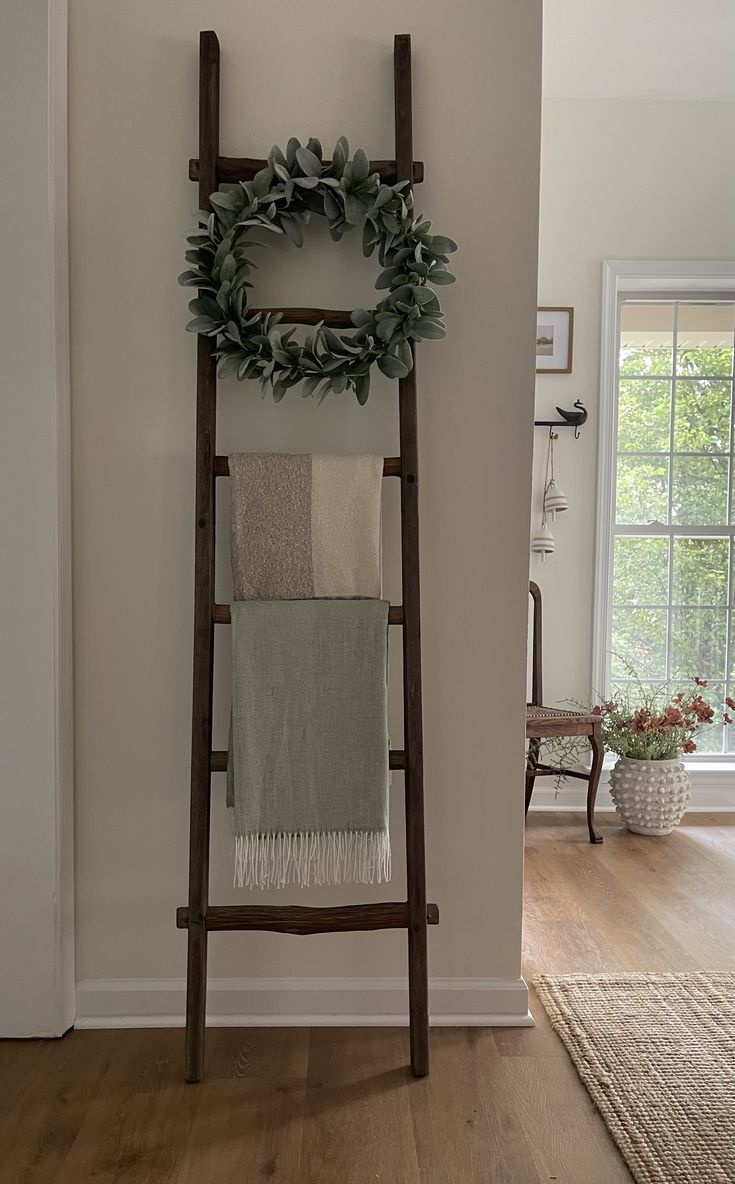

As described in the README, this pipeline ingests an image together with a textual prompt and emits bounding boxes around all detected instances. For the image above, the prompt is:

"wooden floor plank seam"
[0,814,732,1182]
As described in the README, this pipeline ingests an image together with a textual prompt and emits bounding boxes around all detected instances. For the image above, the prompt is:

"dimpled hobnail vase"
[608,755,691,836]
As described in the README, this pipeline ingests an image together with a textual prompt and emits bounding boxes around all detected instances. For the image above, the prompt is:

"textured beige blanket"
[229,453,383,599]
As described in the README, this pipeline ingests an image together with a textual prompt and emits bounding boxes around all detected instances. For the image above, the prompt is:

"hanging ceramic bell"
[544,478,568,519]
[531,521,555,562]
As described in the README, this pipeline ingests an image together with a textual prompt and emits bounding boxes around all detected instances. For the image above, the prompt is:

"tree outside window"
[611,301,735,754]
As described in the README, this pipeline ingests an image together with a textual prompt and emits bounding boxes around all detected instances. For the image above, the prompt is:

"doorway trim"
[0,0,74,1037]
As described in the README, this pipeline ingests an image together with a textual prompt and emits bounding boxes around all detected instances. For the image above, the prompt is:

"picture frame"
[536,306,574,374]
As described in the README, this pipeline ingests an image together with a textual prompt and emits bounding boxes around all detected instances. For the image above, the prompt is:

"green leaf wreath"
[179,136,457,404]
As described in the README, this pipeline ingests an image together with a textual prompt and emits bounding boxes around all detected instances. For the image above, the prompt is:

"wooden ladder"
[178,29,438,1083]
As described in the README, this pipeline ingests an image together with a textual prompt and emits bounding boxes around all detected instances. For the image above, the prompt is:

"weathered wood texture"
[209,748,407,773]
[252,307,353,327]
[7,818,734,1182]
[182,30,434,1083]
[213,602,404,624]
[176,902,440,934]
[529,580,542,706]
[184,28,220,1086]
[394,32,430,1079]
[525,583,604,843]
[214,455,401,477]
[189,155,425,185]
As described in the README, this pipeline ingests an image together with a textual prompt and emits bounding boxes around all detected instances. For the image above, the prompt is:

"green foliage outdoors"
[612,341,734,753]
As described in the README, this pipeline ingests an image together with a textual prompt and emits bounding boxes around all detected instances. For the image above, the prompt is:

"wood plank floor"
[1,812,732,1183]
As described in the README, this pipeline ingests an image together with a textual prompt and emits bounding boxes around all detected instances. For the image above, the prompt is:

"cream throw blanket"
[229,453,383,599]
[226,453,390,889]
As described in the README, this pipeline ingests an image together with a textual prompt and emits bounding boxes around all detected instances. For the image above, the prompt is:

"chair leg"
[587,725,604,844]
[525,738,540,816]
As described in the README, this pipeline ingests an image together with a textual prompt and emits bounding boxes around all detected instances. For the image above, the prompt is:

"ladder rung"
[176,901,440,934]
[215,455,401,478]
[253,307,353,328]
[213,602,404,625]
[211,749,406,772]
[189,156,425,186]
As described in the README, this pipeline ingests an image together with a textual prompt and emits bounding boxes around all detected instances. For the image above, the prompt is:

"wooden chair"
[526,581,603,843]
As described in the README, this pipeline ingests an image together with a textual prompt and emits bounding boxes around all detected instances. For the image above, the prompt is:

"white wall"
[543,0,735,102]
[0,0,74,1036]
[533,98,735,708]
[69,0,542,1024]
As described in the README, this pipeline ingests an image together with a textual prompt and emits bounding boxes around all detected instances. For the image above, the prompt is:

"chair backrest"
[529,581,543,707]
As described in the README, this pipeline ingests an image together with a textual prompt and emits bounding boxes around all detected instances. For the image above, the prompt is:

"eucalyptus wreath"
[179,136,457,403]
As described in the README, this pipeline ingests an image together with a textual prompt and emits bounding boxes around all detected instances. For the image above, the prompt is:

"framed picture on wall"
[536,307,574,373]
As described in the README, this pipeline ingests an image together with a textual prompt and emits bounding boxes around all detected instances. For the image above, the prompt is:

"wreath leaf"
[295,146,321,177]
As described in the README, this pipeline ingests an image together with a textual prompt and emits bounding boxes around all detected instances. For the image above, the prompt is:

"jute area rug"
[534,973,734,1184]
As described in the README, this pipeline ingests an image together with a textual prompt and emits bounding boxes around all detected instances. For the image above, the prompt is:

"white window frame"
[594,260,735,767]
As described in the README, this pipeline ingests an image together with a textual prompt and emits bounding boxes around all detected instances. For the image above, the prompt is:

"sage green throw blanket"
[227,599,391,889]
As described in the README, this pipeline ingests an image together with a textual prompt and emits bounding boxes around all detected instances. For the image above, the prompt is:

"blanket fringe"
[234,830,391,890]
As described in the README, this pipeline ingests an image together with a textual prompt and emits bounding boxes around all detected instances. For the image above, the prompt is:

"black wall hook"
[534,399,588,439]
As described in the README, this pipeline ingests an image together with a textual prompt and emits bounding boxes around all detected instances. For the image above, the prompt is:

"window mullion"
[725,353,735,751]
[665,304,678,682]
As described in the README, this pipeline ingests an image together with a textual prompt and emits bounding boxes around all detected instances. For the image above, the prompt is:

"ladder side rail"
[394,33,430,1078]
[185,28,220,1085]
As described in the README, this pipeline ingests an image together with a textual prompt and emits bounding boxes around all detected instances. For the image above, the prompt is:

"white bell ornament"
[531,521,555,562]
[544,478,568,519]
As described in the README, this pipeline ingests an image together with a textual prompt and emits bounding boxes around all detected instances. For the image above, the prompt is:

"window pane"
[670,607,727,680]
[617,379,671,452]
[673,380,731,453]
[613,537,669,604]
[619,302,673,376]
[672,538,730,606]
[619,350,673,378]
[609,301,735,757]
[691,683,727,754]
[677,303,734,377]
[611,607,668,678]
[671,456,729,525]
[609,679,669,708]
[616,456,669,524]
[678,349,733,378]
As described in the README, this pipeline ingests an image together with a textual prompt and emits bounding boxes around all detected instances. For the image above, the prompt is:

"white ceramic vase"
[608,755,691,836]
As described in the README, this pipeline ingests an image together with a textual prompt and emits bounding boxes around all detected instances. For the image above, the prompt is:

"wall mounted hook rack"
[534,399,588,439]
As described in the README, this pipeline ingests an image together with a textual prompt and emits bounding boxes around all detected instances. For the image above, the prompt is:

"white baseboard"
[530,766,735,812]
[75,975,532,1030]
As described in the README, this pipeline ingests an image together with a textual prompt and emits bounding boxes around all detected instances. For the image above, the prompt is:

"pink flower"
[683,739,697,753]
[724,713,733,726]
[726,696,735,711]
[693,676,708,687]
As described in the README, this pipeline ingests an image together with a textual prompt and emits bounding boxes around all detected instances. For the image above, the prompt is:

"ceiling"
[543,0,735,101]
